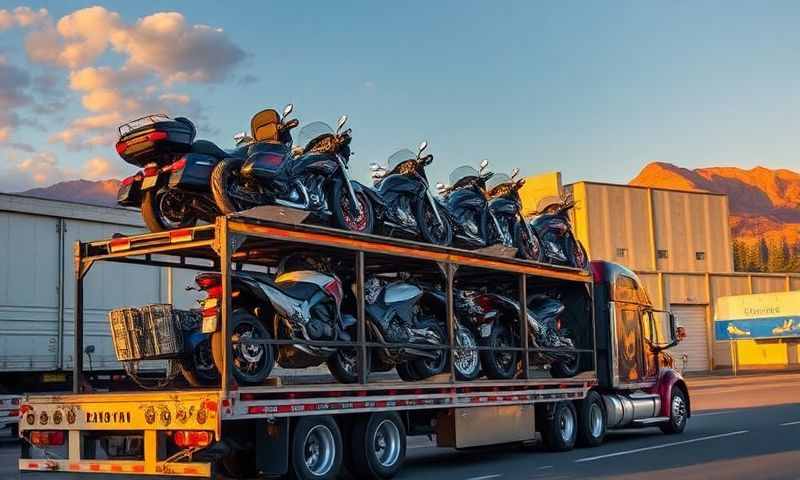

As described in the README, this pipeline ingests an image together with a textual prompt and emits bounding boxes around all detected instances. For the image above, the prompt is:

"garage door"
[669,305,709,372]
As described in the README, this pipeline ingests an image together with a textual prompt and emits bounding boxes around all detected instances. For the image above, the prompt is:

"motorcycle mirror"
[435,182,446,190]
[336,114,348,133]
[283,103,293,119]
[369,163,381,171]
[479,159,489,171]
[417,141,428,158]
[511,167,520,179]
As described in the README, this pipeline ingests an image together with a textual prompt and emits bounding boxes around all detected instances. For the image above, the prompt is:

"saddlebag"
[168,153,219,191]
[116,115,196,167]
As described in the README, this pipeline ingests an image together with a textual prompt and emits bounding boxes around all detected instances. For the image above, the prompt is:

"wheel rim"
[232,323,266,374]
[341,191,369,231]
[157,190,193,229]
[373,420,401,468]
[423,202,447,244]
[671,393,687,426]
[339,349,358,377]
[559,407,575,442]
[589,403,604,438]
[494,330,514,370]
[454,328,479,377]
[303,425,336,476]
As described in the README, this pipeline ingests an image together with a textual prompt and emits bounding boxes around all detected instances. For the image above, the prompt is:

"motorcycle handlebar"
[283,118,299,130]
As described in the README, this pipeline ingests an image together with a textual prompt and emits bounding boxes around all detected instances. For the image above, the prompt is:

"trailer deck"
[20,207,598,477]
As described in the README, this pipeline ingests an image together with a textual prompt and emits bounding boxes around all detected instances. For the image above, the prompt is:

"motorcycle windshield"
[296,121,334,150]
[485,173,512,192]
[386,149,417,171]
[449,165,480,186]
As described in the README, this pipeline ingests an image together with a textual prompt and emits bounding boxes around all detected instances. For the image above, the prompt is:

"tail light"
[253,152,285,166]
[115,141,128,154]
[147,131,168,142]
[30,431,65,447]
[8,409,18,417]
[475,295,494,312]
[143,166,159,177]
[169,228,193,243]
[108,237,131,253]
[172,430,212,448]
[323,278,343,305]
[120,174,141,186]
[164,157,187,173]
[195,273,221,291]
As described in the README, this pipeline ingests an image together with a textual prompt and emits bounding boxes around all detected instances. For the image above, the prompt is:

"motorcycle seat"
[191,140,228,159]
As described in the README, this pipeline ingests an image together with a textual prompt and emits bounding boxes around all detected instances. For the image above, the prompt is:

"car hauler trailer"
[18,207,689,479]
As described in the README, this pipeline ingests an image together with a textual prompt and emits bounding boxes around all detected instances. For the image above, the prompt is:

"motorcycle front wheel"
[327,347,371,384]
[550,353,580,378]
[409,321,448,379]
[480,322,518,380]
[332,182,374,234]
[453,326,481,381]
[515,222,544,262]
[416,199,453,246]
[141,188,198,233]
[210,159,247,215]
[180,338,219,387]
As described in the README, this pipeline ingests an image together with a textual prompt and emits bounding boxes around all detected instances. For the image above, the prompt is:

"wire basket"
[108,304,183,361]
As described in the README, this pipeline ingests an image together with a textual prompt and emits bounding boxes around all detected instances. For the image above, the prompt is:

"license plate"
[202,315,218,334]
[141,175,158,190]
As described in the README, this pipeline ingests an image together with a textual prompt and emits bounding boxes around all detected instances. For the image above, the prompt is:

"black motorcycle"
[192,257,356,385]
[212,112,376,234]
[436,160,493,248]
[459,290,578,379]
[116,114,249,232]
[330,275,451,382]
[485,169,544,261]
[529,194,589,269]
[369,142,452,245]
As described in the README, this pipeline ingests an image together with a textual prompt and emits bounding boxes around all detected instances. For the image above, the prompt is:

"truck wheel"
[660,387,688,434]
[576,391,606,447]
[290,416,343,480]
[350,413,406,479]
[541,401,577,451]
[480,323,518,380]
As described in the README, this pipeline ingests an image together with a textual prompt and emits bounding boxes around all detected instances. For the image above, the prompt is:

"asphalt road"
[2,372,800,479]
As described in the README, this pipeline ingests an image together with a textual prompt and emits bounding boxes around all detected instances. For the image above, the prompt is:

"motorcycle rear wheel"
[327,347,371,384]
[210,158,246,215]
[549,353,580,378]
[141,188,198,233]
[480,322,518,380]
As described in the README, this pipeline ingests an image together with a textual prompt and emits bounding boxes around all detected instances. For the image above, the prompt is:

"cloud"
[0,6,48,30]
[0,57,33,139]
[81,155,119,179]
[159,93,190,104]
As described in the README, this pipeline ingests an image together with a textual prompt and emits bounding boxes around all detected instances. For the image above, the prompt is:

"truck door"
[615,305,646,383]
[640,310,660,380]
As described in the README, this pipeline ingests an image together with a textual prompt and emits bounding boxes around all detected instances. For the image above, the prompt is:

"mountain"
[18,179,120,207]
[630,162,800,244]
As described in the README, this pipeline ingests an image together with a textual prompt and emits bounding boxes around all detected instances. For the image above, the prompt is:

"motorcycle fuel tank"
[446,187,486,213]
[377,173,427,201]
[383,282,423,305]
[488,196,518,216]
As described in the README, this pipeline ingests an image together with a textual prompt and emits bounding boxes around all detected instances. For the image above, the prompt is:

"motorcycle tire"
[515,222,544,262]
[210,309,274,386]
[396,362,421,382]
[549,353,580,378]
[327,347,371,384]
[410,321,448,379]
[453,326,481,381]
[210,158,245,215]
[479,322,518,380]
[141,188,198,233]
[332,181,375,234]
[179,338,219,387]
[416,198,453,246]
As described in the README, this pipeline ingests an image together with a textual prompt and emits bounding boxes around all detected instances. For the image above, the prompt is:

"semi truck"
[18,209,690,479]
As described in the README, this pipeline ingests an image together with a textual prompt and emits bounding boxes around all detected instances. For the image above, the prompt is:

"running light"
[147,131,168,142]
[172,430,212,448]
[108,237,131,252]
[30,431,65,447]
[169,229,193,243]
[165,157,187,173]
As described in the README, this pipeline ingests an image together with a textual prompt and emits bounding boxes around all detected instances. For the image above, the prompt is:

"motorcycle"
[329,275,452,382]
[191,256,356,385]
[174,309,219,387]
[529,194,589,269]
[485,168,544,260]
[212,112,377,234]
[459,290,578,379]
[435,160,494,248]
[116,114,250,232]
[368,142,453,245]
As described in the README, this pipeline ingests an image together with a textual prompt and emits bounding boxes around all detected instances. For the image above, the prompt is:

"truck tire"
[576,391,606,447]
[290,416,343,480]
[350,413,406,479]
[541,401,577,451]
[660,387,688,434]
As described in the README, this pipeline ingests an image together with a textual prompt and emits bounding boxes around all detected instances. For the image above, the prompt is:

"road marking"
[780,420,800,426]
[465,475,502,480]
[537,465,553,470]
[575,430,749,463]
[693,410,735,417]
[693,382,800,395]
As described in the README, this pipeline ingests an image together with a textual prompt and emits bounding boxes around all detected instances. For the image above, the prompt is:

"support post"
[356,251,368,385]
[518,274,529,379]
[73,241,84,394]
[220,217,233,395]
[446,263,456,383]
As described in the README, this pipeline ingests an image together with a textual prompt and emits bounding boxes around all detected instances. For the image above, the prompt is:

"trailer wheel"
[660,386,688,434]
[290,416,343,480]
[350,413,406,479]
[576,391,606,447]
[541,401,577,451]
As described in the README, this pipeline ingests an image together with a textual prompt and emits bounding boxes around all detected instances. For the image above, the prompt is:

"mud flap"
[256,418,290,476]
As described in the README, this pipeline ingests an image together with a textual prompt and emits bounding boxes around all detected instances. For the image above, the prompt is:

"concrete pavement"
[2,372,799,479]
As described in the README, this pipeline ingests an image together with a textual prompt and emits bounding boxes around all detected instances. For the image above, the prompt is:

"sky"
[1,1,800,191]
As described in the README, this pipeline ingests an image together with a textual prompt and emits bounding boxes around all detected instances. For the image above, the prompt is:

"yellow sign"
[715,291,800,321]
[518,171,563,217]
